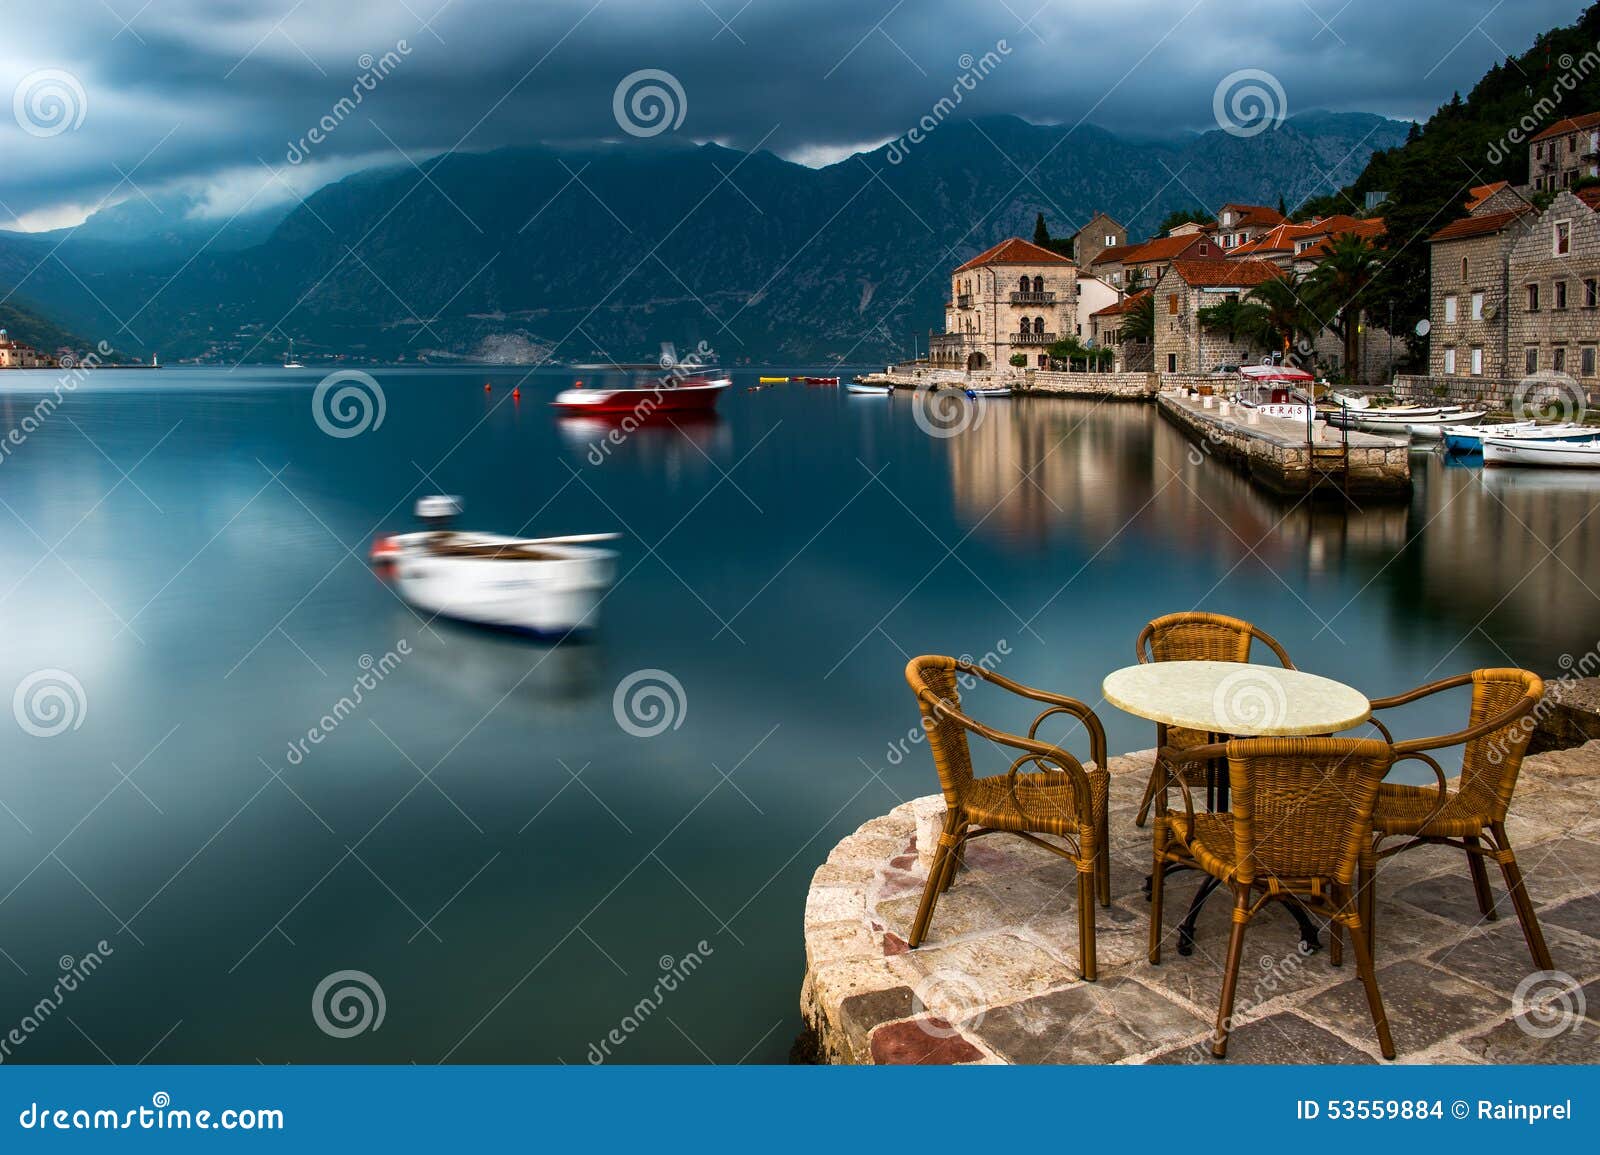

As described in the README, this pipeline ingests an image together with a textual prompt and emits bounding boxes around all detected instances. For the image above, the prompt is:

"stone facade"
[935,238,1082,370]
[1428,219,1530,379]
[1072,212,1126,272]
[1529,112,1600,195]
[1505,190,1600,384]
[0,335,55,368]
[1150,260,1280,374]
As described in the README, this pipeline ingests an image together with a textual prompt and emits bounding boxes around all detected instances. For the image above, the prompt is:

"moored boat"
[551,375,730,415]
[846,382,892,395]
[1442,421,1594,454]
[803,376,840,385]
[1482,437,1600,469]
[965,386,1012,398]
[372,497,620,636]
[758,376,790,384]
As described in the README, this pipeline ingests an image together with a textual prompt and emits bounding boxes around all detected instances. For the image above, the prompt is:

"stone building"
[1529,111,1600,195]
[1505,187,1600,382]
[1211,203,1286,251]
[930,238,1081,370]
[1071,212,1126,271]
[1427,202,1535,378]
[1151,258,1282,374]
[1090,232,1220,291]
[0,331,55,368]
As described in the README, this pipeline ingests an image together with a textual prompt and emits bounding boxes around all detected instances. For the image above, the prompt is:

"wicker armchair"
[1149,737,1396,1059]
[1359,669,1552,971]
[1133,612,1296,827]
[904,656,1110,980]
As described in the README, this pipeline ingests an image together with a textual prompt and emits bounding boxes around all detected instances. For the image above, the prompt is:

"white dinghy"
[1482,437,1600,469]
[372,497,619,637]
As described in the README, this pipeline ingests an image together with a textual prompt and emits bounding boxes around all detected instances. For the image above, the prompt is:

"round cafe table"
[1102,660,1372,954]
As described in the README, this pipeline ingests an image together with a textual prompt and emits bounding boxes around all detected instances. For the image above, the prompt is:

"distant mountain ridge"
[0,110,1408,363]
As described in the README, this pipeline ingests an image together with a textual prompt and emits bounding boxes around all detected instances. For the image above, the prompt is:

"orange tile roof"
[1091,242,1143,265]
[1295,217,1386,259]
[1168,258,1283,287]
[1529,110,1600,143]
[1091,289,1152,318]
[1126,233,1215,262]
[954,237,1073,272]
[1464,181,1509,211]
[1429,206,1534,242]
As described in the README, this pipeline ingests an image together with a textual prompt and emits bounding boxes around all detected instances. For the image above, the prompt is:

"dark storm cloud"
[0,0,1587,227]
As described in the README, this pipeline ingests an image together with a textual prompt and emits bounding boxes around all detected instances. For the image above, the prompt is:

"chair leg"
[1343,909,1395,1060]
[1078,868,1098,981]
[909,810,959,949]
[1464,835,1497,920]
[1097,810,1112,907]
[1134,761,1165,827]
[1211,888,1252,1059]
[1149,841,1169,965]
[1358,845,1378,961]
[940,829,967,893]
[1490,822,1554,972]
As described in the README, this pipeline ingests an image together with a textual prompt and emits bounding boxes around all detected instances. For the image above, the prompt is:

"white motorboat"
[283,338,305,369]
[846,383,892,395]
[1482,437,1600,469]
[965,386,1013,398]
[1442,421,1595,454]
[1326,408,1481,435]
[372,497,619,637]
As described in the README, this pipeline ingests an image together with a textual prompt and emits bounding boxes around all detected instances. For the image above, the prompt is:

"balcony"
[956,294,973,309]
[1009,291,1056,305]
[1010,331,1056,346]
[928,333,964,349]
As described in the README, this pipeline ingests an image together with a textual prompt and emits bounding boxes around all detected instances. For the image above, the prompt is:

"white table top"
[1102,660,1370,737]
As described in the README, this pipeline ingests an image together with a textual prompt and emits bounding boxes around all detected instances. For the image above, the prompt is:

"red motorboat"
[551,376,731,415]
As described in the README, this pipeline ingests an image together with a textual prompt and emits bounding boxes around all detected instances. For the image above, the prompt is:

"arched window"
[1019,275,1030,293]
[1033,276,1044,294]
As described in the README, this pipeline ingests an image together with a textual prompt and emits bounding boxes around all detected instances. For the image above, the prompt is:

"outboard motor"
[415,495,463,529]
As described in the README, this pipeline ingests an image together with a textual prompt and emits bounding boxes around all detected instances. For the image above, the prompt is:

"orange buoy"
[512,387,521,400]
[484,382,492,392]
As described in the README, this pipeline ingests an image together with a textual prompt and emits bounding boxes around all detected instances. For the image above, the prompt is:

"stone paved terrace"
[800,745,1600,1064]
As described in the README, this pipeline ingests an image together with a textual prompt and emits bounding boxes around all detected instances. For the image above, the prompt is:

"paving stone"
[969,980,1206,1064]
[877,867,1071,943]
[1393,870,1508,928]
[1457,998,1600,1065]
[1147,1012,1375,1064]
[1511,836,1600,900]
[899,933,1080,1001]
[1421,922,1594,997]
[1300,960,1507,1052]
[1541,892,1600,940]
[839,985,916,1058]
[868,1018,985,1064]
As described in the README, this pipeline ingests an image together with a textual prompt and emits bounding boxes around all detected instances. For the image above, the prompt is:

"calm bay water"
[1,366,1596,1063]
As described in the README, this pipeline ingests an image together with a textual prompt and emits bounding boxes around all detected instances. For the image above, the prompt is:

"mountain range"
[0,111,1408,365]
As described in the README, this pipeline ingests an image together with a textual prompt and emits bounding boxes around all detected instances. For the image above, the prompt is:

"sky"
[0,0,1588,231]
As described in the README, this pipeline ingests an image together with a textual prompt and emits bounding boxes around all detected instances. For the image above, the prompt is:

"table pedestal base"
[1145,867,1323,956]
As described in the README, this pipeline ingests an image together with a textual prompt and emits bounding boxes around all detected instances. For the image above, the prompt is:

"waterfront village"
[907,110,1600,391]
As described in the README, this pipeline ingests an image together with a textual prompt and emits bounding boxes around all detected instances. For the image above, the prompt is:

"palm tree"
[1119,292,1155,344]
[1306,234,1384,383]
[1197,295,1269,345]
[1245,273,1317,359]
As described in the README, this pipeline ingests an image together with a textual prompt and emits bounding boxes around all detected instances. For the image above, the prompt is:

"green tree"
[1197,295,1270,345]
[1306,233,1384,383]
[1033,212,1050,246]
[1009,352,1028,367]
[1119,292,1155,344]
[1245,273,1317,357]
[1158,207,1212,234]
[1046,335,1113,371]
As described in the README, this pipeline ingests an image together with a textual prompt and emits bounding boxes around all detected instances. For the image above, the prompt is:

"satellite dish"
[1260,356,1272,365]
[1415,319,1431,337]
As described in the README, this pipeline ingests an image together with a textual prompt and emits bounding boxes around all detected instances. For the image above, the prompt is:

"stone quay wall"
[1157,394,1411,501]
[867,366,1157,400]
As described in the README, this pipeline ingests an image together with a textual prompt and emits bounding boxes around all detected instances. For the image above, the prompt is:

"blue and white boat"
[965,386,1012,399]
[1442,421,1594,455]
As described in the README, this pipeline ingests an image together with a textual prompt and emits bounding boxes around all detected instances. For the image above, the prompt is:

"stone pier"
[1157,393,1411,501]
[800,745,1600,1064]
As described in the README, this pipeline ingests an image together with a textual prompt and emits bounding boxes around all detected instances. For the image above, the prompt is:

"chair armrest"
[1004,751,1099,842]
[1387,751,1449,807]
[967,666,1108,767]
